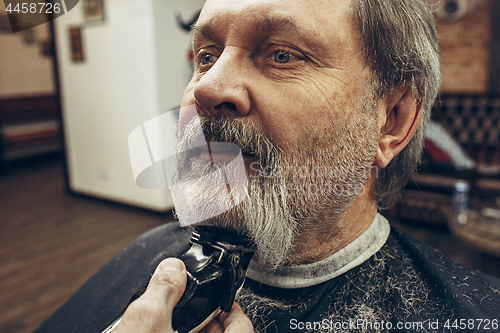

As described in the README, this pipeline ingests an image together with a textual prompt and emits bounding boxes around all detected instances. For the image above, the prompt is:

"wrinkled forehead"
[195,0,356,47]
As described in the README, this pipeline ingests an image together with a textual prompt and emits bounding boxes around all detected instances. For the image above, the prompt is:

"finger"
[144,258,187,310]
[198,318,223,333]
[115,258,187,333]
[217,303,254,333]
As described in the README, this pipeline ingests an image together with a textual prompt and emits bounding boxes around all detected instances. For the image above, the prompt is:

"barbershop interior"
[1,0,500,332]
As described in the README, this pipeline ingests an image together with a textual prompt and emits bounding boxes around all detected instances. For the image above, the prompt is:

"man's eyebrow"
[191,16,308,40]
[258,17,301,36]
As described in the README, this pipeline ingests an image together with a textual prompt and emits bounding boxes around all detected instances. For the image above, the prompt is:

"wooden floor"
[1,155,500,333]
[0,155,170,333]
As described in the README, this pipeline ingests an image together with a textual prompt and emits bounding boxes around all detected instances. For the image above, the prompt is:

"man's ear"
[374,86,422,169]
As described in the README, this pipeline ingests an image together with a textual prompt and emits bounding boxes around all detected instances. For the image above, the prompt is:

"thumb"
[115,258,187,333]
[145,258,187,310]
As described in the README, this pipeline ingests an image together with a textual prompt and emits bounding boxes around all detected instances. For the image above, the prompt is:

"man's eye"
[271,50,303,65]
[273,51,292,64]
[200,53,218,66]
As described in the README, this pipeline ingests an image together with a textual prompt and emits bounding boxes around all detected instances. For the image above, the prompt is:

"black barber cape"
[34,215,500,333]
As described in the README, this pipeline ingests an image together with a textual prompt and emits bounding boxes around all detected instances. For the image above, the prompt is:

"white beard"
[172,96,378,269]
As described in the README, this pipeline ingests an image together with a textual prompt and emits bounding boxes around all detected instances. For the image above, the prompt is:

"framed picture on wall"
[83,0,106,24]
[69,27,84,62]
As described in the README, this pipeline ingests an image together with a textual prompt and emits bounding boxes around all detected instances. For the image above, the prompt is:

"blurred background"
[1,0,500,332]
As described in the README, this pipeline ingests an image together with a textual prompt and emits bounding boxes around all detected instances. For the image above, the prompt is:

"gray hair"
[351,0,441,208]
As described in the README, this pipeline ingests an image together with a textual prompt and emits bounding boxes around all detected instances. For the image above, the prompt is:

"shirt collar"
[245,213,391,289]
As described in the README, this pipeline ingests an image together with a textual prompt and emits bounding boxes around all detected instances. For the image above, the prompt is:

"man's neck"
[246,211,390,289]
[288,181,378,265]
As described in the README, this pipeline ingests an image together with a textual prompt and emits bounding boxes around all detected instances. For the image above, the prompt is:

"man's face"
[178,0,380,267]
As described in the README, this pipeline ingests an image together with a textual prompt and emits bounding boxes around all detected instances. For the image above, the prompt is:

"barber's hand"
[199,303,254,333]
[113,258,186,333]
[113,258,254,333]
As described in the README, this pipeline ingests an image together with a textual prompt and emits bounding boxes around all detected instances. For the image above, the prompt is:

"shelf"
[0,95,62,168]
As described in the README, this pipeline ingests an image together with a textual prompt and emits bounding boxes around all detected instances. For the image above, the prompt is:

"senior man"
[35,0,500,332]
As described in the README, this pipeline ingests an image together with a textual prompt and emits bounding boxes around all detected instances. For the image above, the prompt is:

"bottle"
[452,181,470,226]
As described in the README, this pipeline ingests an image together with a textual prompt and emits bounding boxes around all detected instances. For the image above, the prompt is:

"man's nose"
[193,50,252,118]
